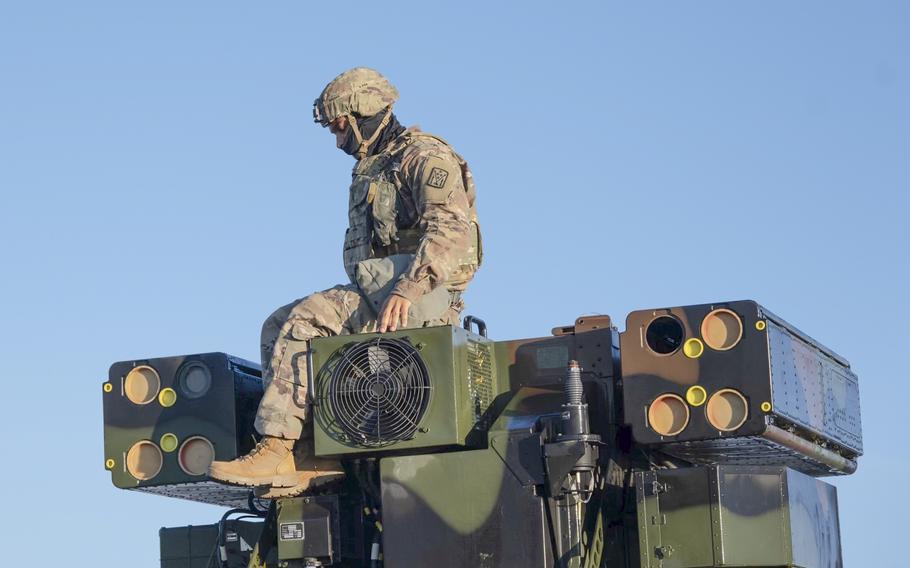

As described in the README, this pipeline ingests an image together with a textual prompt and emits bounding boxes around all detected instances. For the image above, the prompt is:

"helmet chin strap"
[347,107,394,160]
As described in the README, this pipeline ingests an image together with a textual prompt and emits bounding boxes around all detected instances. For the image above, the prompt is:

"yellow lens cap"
[686,386,707,407]
[683,338,704,359]
[158,388,177,408]
[160,433,179,453]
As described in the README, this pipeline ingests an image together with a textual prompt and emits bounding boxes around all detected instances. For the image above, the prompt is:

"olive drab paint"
[636,466,842,567]
[102,255,862,568]
[309,326,498,457]
[108,302,860,567]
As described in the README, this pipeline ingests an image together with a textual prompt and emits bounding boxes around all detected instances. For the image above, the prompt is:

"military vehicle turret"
[102,300,861,567]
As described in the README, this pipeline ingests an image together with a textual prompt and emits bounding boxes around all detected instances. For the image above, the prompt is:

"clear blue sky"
[1,1,906,565]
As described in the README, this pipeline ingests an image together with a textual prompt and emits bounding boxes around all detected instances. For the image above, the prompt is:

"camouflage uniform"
[255,128,482,440]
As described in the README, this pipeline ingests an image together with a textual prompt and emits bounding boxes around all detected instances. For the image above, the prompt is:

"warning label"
[280,522,304,541]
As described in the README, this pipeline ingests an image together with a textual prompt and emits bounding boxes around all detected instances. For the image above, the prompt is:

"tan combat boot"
[208,436,301,487]
[253,437,344,499]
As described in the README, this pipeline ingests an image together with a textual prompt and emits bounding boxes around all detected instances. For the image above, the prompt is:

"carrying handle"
[462,315,488,338]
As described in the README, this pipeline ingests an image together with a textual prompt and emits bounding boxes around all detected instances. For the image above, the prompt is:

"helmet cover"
[313,67,399,126]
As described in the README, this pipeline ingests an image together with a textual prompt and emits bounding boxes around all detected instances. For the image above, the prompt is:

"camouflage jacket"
[343,128,481,303]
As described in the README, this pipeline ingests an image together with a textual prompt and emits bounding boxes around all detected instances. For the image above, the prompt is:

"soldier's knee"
[286,318,321,342]
[261,309,282,339]
[264,291,342,342]
[261,300,299,344]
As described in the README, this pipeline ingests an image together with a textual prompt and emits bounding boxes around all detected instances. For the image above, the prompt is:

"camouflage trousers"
[254,283,461,439]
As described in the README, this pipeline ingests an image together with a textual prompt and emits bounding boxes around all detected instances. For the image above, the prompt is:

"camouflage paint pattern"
[377,324,626,568]
[636,466,842,567]
[379,387,563,567]
[105,301,863,566]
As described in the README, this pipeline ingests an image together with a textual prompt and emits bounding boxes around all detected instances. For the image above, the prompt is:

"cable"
[542,495,564,568]
[247,491,271,516]
[211,508,265,567]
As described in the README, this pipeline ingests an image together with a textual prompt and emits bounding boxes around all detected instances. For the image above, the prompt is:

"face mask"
[336,108,398,159]
[336,123,361,156]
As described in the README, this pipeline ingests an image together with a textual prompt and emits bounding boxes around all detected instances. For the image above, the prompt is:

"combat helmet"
[313,67,399,159]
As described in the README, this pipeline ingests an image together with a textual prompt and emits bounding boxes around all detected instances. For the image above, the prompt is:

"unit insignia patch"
[427,167,449,188]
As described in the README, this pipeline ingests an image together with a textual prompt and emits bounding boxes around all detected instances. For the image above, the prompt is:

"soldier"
[208,67,481,497]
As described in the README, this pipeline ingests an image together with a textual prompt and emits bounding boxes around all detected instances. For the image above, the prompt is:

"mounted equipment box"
[621,300,862,475]
[635,465,842,568]
[103,352,263,507]
[311,325,498,456]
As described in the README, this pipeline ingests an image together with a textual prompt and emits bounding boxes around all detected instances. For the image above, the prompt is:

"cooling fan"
[311,326,499,456]
[319,337,432,447]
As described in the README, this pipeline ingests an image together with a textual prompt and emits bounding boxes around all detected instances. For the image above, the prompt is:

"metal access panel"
[276,495,341,564]
[311,325,499,456]
[636,466,842,568]
[159,520,263,568]
[620,300,862,475]
[103,352,263,507]
[380,446,552,568]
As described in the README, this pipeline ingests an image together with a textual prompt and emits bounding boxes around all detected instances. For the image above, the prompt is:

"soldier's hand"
[378,295,411,333]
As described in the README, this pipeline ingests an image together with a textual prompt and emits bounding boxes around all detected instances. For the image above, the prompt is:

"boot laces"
[238,438,273,462]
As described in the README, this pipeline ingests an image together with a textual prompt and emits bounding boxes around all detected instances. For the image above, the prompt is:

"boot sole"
[253,474,345,499]
[208,469,301,488]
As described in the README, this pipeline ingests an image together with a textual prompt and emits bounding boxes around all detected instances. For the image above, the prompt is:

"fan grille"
[325,337,431,446]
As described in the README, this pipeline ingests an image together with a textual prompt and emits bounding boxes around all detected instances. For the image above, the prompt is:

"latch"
[655,545,674,559]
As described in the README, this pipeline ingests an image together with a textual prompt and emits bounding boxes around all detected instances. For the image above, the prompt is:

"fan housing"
[312,326,497,456]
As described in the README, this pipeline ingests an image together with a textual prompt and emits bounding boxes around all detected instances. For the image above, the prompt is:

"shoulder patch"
[427,167,449,189]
